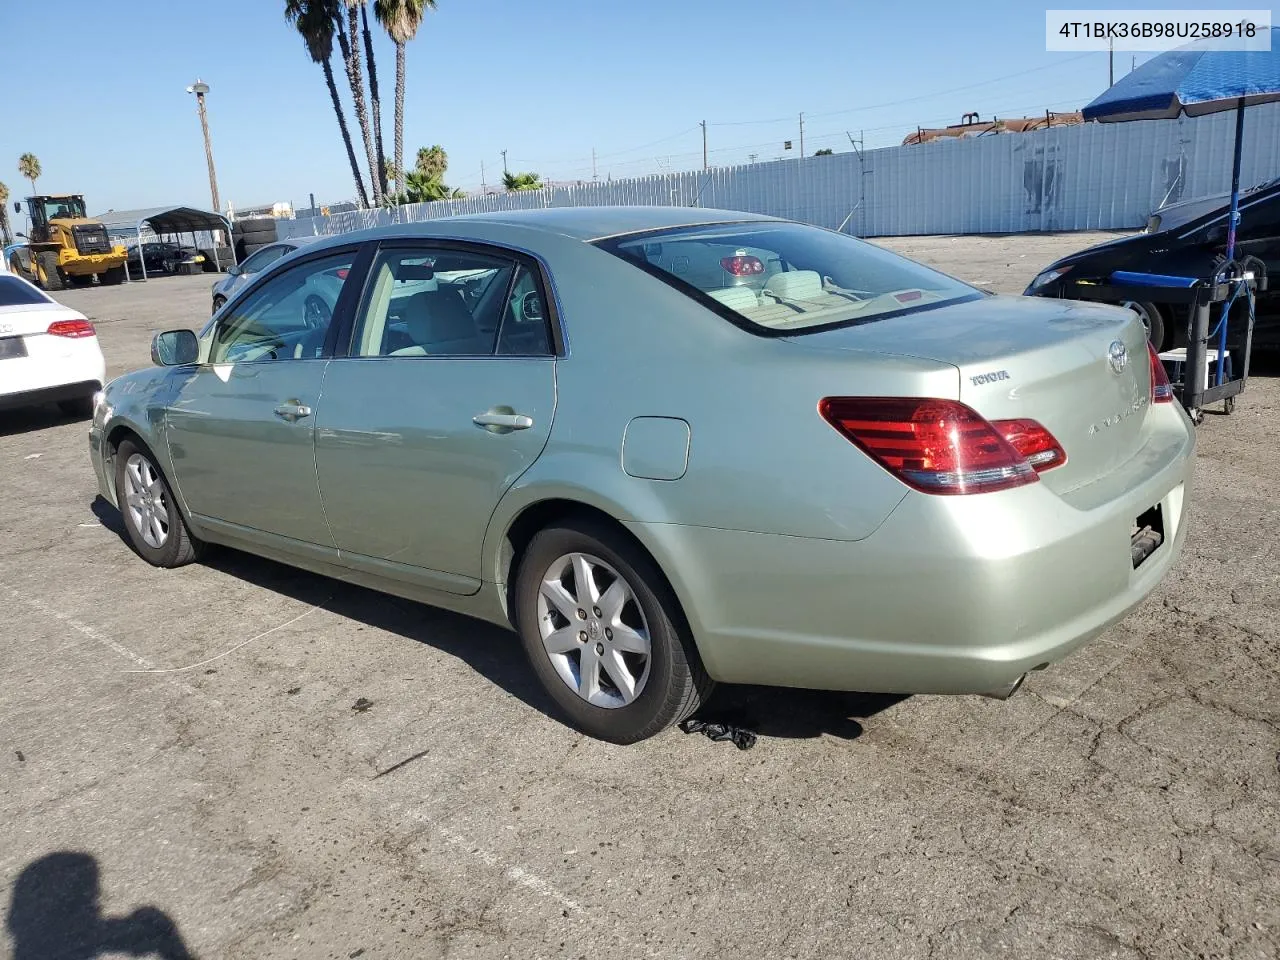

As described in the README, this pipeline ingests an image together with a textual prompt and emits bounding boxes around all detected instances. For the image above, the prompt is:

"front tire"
[514,521,713,744]
[35,251,65,291]
[114,439,202,567]
[1119,300,1166,351]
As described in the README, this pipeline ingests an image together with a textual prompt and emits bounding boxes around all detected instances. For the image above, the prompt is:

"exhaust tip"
[981,672,1027,701]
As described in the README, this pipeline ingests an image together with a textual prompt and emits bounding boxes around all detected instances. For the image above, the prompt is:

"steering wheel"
[303,295,332,330]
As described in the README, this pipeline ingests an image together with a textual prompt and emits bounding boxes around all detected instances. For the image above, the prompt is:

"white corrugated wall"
[277,103,1280,241]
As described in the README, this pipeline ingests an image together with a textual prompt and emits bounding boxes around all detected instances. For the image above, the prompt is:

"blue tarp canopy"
[1084,27,1280,260]
[1083,27,1280,121]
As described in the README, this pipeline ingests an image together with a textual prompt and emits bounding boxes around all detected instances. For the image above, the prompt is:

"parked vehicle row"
[88,207,1194,744]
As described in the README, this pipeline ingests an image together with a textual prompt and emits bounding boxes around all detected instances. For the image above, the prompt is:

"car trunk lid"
[785,295,1153,494]
[0,302,75,338]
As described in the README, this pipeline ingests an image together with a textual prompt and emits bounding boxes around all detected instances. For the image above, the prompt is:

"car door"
[164,244,368,552]
[314,240,559,594]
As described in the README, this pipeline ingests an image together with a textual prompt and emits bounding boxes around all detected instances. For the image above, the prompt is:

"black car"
[1025,178,1280,351]
[125,242,204,276]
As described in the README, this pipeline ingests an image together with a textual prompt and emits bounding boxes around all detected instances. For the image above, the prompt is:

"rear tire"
[100,266,126,286]
[514,520,713,744]
[114,439,202,568]
[35,251,65,291]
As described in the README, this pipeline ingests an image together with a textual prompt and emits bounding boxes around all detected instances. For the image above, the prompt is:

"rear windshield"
[0,276,51,307]
[595,221,980,334]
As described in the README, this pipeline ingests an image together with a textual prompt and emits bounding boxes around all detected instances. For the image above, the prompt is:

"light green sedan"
[88,207,1195,744]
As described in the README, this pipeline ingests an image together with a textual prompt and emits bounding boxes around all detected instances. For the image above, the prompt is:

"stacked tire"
[232,217,278,261]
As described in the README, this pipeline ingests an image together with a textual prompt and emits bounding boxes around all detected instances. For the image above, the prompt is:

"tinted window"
[496,265,552,356]
[239,245,289,274]
[210,251,354,363]
[597,222,979,334]
[0,276,50,306]
[352,247,517,357]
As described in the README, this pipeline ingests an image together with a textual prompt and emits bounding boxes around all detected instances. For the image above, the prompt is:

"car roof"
[314,206,787,248]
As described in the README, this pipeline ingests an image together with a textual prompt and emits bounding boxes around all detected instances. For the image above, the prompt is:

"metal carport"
[92,205,236,281]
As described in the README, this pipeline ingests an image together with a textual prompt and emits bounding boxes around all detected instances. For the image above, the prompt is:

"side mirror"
[521,290,544,323]
[12,202,19,214]
[227,263,241,276]
[15,232,26,240]
[151,329,199,366]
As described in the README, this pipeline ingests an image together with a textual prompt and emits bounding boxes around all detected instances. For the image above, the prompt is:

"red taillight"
[47,319,95,338]
[1148,342,1173,403]
[992,418,1067,472]
[819,397,1039,495]
[335,268,350,279]
[720,255,764,277]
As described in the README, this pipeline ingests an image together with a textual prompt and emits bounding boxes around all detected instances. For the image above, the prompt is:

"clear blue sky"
[2,0,1143,214]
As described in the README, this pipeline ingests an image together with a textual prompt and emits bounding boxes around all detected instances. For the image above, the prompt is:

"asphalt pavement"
[2,234,1277,960]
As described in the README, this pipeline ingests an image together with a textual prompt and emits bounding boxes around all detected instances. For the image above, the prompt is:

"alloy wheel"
[536,552,652,708]
[124,453,170,549]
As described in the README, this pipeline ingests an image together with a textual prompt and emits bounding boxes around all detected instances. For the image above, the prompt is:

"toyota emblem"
[1108,340,1128,375]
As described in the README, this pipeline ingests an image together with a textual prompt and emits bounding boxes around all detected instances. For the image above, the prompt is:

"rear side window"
[0,276,50,307]
[595,222,979,335]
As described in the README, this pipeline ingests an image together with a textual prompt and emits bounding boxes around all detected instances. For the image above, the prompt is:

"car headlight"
[1028,265,1072,292]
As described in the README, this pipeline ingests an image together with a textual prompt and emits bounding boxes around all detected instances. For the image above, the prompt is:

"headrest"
[764,270,824,301]
[705,286,760,312]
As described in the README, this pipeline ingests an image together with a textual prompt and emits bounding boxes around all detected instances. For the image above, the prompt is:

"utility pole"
[481,160,486,194]
[592,148,598,180]
[501,150,508,175]
[1108,37,1114,87]
[186,79,221,214]
[700,120,708,170]
[799,112,805,158]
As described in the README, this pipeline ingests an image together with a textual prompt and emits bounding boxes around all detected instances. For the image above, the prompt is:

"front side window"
[352,246,521,357]
[596,221,981,335]
[209,251,354,364]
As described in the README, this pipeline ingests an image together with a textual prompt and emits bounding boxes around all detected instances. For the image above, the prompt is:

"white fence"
[278,102,1280,241]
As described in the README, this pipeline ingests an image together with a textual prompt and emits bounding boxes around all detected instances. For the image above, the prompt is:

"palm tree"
[0,181,11,246]
[357,0,389,196]
[374,0,436,195]
[285,0,369,207]
[18,153,41,197]
[336,1,382,204]
[502,171,542,191]
[414,144,446,181]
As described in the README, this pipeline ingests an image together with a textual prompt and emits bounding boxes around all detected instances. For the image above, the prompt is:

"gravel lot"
[2,232,1277,960]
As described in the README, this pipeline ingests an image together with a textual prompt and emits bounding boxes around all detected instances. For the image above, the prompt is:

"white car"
[0,273,107,418]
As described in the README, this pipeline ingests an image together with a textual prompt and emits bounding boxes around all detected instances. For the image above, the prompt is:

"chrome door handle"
[274,401,312,422]
[473,412,534,430]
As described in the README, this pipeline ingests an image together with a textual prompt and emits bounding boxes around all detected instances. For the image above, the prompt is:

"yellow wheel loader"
[8,195,128,291]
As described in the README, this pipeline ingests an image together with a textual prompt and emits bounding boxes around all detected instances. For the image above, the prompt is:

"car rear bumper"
[0,378,102,411]
[0,345,106,412]
[631,405,1196,695]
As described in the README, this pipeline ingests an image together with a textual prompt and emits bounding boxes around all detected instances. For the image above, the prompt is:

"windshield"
[596,222,980,334]
[0,275,51,306]
[41,197,87,221]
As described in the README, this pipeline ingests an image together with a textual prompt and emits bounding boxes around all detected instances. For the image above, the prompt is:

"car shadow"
[6,851,195,960]
[0,404,90,437]
[92,495,909,742]
[691,686,908,741]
